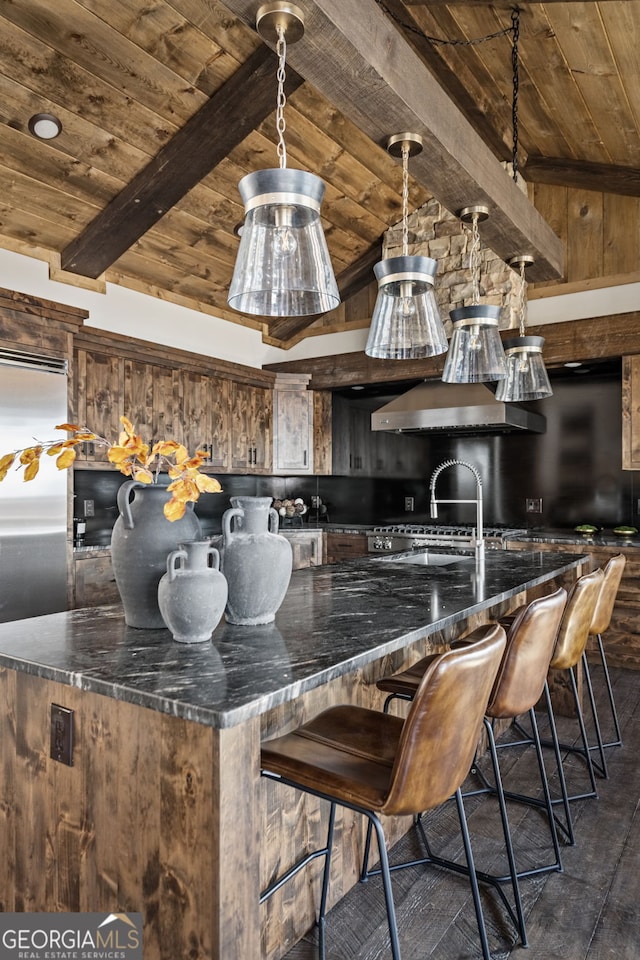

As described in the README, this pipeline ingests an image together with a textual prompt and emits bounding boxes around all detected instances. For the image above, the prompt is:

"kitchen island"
[0,549,588,960]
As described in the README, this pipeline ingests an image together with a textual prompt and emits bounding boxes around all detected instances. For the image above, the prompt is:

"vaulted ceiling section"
[0,1,638,348]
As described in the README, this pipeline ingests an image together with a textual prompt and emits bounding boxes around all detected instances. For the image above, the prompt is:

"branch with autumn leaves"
[0,416,222,521]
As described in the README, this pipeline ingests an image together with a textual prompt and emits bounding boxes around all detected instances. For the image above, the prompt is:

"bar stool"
[589,553,626,748]
[528,567,606,845]
[368,587,567,948]
[260,623,507,960]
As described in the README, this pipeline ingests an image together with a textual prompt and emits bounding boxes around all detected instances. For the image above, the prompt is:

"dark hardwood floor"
[282,664,640,960]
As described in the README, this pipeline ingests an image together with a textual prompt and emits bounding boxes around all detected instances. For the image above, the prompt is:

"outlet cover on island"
[526,498,543,513]
[405,497,415,512]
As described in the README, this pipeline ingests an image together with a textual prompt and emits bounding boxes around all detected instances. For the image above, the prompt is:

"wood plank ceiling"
[0,0,637,348]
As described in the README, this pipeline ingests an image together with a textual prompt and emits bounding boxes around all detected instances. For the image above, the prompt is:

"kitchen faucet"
[429,459,485,560]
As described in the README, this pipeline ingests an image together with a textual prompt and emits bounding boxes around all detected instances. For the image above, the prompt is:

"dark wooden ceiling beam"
[264,312,640,389]
[265,241,382,342]
[524,156,640,198]
[219,0,563,283]
[61,46,304,279]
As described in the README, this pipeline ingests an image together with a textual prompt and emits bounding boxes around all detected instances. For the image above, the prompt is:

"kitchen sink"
[374,550,475,567]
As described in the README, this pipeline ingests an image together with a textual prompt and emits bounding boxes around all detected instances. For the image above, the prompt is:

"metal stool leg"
[581,652,608,778]
[595,633,623,747]
[317,802,336,960]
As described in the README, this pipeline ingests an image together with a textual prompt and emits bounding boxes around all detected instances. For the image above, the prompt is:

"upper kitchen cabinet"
[231,382,273,473]
[332,394,430,478]
[181,371,231,471]
[313,391,333,476]
[273,375,313,474]
[75,348,123,462]
[124,359,180,445]
[622,356,640,470]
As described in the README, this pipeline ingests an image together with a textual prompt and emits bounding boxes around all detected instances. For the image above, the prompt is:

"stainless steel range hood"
[371,381,546,434]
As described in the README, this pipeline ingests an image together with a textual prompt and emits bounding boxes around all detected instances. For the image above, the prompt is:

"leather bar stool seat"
[372,588,567,948]
[260,623,507,960]
[589,553,626,748]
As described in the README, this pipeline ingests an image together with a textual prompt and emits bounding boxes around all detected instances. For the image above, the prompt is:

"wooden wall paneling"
[567,187,604,283]
[313,391,333,476]
[604,194,640,276]
[530,182,568,290]
[622,355,640,470]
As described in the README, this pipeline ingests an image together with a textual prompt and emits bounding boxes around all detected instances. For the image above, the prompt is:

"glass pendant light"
[365,133,447,360]
[228,3,340,318]
[442,206,507,383]
[495,256,553,401]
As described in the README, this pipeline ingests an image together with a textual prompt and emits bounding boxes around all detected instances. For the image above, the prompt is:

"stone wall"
[383,197,525,332]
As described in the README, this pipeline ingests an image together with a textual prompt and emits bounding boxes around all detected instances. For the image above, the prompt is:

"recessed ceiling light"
[28,113,62,140]
[351,385,365,391]
[564,361,582,368]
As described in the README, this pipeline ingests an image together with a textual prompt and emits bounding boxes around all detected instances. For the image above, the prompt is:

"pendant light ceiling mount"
[256,2,305,45]
[458,204,490,225]
[386,132,423,159]
[364,131,447,360]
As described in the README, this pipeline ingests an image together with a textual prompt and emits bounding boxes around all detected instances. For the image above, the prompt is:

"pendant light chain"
[276,25,288,170]
[517,259,527,337]
[401,142,410,258]
[511,8,520,183]
[470,213,481,305]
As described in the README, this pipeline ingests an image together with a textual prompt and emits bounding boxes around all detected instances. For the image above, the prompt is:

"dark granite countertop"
[0,549,585,729]
[507,528,640,549]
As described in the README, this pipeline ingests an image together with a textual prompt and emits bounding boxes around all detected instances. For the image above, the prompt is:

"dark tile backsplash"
[73,367,638,545]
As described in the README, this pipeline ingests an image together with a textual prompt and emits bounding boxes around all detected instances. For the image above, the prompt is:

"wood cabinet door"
[231,383,272,472]
[181,372,231,469]
[313,391,333,475]
[74,555,120,607]
[273,388,313,473]
[123,359,180,446]
[622,355,640,470]
[75,349,123,462]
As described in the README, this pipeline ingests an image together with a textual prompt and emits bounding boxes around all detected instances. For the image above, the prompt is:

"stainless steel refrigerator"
[0,350,68,622]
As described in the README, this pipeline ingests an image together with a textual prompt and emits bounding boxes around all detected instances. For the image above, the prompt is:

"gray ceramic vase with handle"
[221,496,292,625]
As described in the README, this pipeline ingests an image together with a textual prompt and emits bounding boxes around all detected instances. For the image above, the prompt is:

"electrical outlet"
[50,704,74,766]
[404,496,415,512]
[83,499,95,517]
[526,498,543,513]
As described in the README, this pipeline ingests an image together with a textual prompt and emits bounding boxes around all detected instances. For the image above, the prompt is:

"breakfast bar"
[0,549,588,960]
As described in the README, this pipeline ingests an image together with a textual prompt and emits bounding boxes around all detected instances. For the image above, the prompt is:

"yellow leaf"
[47,443,65,456]
[73,432,98,442]
[117,464,133,477]
[196,474,222,494]
[119,416,135,436]
[132,467,154,484]
[23,459,40,481]
[0,453,16,482]
[55,423,81,432]
[164,497,186,522]
[20,446,42,465]
[154,440,180,456]
[167,465,182,479]
[173,444,189,464]
[107,446,131,465]
[56,448,77,470]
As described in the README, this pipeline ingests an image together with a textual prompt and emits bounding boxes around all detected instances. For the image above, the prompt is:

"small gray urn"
[221,496,292,625]
[158,540,228,643]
